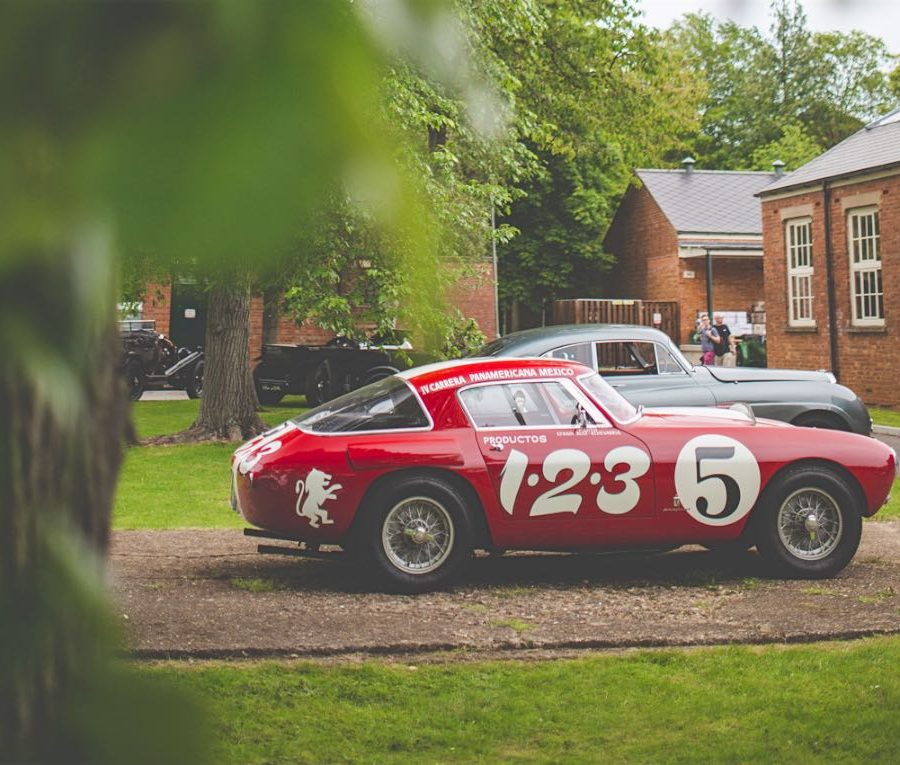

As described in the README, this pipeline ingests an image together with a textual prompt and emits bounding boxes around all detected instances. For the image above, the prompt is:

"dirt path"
[110,522,900,659]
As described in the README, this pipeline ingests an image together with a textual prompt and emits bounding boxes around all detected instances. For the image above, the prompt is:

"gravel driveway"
[109,521,900,659]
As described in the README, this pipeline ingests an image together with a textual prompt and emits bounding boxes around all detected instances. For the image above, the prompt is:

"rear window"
[293,377,429,433]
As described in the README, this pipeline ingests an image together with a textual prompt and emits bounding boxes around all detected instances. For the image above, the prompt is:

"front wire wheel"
[756,466,862,578]
[776,487,842,561]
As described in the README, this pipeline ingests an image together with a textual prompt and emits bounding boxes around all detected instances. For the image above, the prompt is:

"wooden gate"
[550,299,680,341]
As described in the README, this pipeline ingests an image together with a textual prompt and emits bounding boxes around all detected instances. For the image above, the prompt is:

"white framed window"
[848,207,883,326]
[785,218,814,326]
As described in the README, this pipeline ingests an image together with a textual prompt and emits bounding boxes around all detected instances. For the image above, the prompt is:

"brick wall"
[605,185,678,303]
[762,172,900,406]
[678,256,764,342]
[446,261,498,340]
[140,260,497,360]
[604,185,764,344]
[141,282,172,337]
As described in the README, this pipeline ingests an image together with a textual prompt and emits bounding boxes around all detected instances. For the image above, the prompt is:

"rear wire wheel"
[361,475,472,592]
[756,466,862,578]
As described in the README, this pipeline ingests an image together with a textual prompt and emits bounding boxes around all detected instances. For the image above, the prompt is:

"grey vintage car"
[477,324,871,435]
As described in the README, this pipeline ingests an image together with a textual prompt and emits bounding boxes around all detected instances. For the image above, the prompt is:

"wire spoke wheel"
[381,496,455,575]
[776,487,842,561]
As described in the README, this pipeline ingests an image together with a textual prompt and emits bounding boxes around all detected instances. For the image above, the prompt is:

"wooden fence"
[550,299,680,341]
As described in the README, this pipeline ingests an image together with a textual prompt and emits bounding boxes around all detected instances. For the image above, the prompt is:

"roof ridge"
[636,168,775,175]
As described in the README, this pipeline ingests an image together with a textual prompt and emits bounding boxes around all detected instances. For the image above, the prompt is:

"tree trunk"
[173,277,266,442]
[0,255,128,758]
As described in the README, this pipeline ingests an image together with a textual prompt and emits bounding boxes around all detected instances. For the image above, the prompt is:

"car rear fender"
[739,401,856,432]
[351,467,494,549]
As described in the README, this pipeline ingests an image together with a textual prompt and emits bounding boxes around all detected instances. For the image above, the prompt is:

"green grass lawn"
[114,397,307,529]
[870,407,900,428]
[145,636,900,764]
[133,396,309,439]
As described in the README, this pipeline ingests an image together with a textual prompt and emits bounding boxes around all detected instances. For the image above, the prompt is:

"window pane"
[459,381,584,428]
[545,342,593,366]
[294,377,429,432]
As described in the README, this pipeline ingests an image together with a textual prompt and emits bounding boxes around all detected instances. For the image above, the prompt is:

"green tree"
[279,1,533,346]
[749,122,823,171]
[669,1,895,169]
[890,62,900,100]
[494,0,701,327]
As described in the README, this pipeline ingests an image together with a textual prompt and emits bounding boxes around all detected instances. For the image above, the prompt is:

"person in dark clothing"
[713,314,734,367]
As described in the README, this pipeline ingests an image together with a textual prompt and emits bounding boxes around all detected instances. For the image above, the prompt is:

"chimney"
[772,159,785,177]
[682,156,696,175]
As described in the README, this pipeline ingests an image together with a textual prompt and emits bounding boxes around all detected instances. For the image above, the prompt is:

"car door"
[458,378,656,547]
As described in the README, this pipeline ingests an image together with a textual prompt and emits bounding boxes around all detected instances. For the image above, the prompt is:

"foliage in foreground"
[147,636,900,764]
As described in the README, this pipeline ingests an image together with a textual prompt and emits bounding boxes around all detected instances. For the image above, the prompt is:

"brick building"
[604,159,779,344]
[139,261,498,357]
[759,106,900,407]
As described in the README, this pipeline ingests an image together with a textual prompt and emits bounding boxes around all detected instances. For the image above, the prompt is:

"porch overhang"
[678,238,763,258]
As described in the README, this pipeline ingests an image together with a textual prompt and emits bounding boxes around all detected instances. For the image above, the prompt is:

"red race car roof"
[398,357,592,396]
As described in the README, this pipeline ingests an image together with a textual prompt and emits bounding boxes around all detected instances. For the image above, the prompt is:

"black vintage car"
[253,335,434,406]
[120,320,205,401]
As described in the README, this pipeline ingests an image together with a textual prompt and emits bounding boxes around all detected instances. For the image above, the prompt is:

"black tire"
[357,475,472,593]
[305,359,335,407]
[792,412,849,432]
[125,359,144,402]
[362,368,396,387]
[257,388,285,406]
[185,360,204,399]
[755,465,862,578]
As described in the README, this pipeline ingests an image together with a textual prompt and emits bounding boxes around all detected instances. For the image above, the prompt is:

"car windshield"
[578,372,640,423]
[293,377,429,433]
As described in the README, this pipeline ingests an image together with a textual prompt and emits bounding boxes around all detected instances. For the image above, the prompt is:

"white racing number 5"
[674,434,761,526]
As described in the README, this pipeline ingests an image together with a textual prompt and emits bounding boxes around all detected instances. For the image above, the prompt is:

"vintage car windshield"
[578,372,640,423]
[293,377,429,433]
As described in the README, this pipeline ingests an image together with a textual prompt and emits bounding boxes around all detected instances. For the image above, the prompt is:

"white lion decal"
[295,468,342,528]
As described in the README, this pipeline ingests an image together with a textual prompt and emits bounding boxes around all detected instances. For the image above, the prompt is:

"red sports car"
[232,358,896,592]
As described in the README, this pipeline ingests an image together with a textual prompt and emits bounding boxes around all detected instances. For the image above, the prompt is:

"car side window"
[655,343,687,375]
[543,342,594,366]
[459,381,591,428]
[593,340,684,376]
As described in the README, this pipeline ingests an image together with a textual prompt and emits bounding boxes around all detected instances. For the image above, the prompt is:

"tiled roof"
[636,169,775,234]
[760,106,900,195]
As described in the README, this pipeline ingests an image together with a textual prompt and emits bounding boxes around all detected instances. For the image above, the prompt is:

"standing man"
[698,314,719,366]
[713,314,734,367]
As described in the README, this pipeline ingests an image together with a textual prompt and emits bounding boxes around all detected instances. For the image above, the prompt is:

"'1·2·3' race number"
[498,446,651,517]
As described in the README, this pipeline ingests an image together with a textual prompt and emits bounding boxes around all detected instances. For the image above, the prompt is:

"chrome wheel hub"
[382,496,454,575]
[777,488,842,561]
